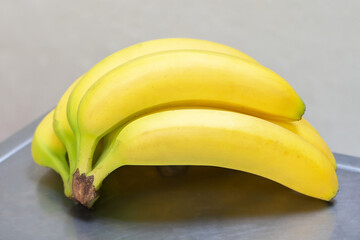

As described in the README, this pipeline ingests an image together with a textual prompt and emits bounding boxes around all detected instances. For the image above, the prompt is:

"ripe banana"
[140,117,337,178]
[78,109,337,207]
[31,111,71,197]
[270,118,336,169]
[75,50,305,174]
[130,117,337,178]
[67,38,259,175]
[30,38,337,208]
[67,38,258,144]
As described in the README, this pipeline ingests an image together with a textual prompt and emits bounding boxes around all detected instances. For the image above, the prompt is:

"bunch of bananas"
[32,38,338,208]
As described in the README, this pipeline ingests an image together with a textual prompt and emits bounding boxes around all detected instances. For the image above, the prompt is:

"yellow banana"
[122,117,337,177]
[31,39,337,209]
[150,117,337,175]
[67,38,258,146]
[76,50,305,174]
[31,111,71,197]
[53,76,82,174]
[77,109,337,207]
[67,38,260,176]
[271,118,336,169]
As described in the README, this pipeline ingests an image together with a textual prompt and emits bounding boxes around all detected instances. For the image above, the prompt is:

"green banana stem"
[75,135,98,174]
[90,148,125,189]
[71,134,103,207]
[63,179,72,198]
[65,140,77,197]
[75,125,121,174]
[47,154,72,197]
[66,142,77,175]
[71,135,122,207]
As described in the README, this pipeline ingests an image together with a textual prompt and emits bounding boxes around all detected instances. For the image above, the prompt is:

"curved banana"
[67,38,258,145]
[78,109,337,207]
[271,118,336,169]
[31,111,71,197]
[76,50,305,173]
[148,117,337,173]
[53,75,82,174]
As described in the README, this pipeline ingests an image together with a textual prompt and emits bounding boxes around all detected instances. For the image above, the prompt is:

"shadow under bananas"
[37,165,330,223]
[34,165,336,239]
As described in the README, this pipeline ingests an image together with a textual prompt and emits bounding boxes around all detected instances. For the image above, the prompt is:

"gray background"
[0,0,359,157]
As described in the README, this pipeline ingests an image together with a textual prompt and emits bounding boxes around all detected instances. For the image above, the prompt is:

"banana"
[67,38,258,145]
[31,39,336,209]
[31,111,71,197]
[151,117,337,176]
[67,38,259,175]
[53,75,82,174]
[75,50,305,174]
[77,109,337,207]
[270,118,336,169]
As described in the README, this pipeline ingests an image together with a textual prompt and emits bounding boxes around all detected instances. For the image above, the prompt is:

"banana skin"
[75,50,305,174]
[67,38,258,141]
[270,118,336,169]
[77,109,337,207]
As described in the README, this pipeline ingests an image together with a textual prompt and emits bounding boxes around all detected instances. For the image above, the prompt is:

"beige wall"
[1,1,359,157]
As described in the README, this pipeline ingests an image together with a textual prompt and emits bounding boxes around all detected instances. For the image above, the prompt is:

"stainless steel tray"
[1,117,359,240]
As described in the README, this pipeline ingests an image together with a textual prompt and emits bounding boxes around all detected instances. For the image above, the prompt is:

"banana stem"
[71,134,111,207]
[48,154,72,197]
[76,135,98,174]
[65,140,78,194]
[89,152,124,189]
[63,179,72,197]
[71,147,124,207]
[66,142,77,175]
